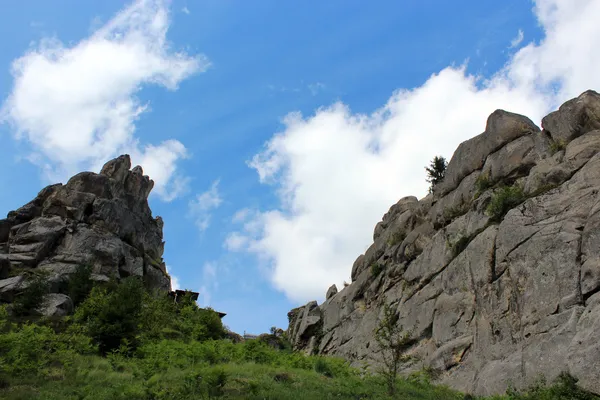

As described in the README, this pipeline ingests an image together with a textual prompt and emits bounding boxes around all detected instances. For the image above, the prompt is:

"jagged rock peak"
[0,154,171,311]
[286,90,600,396]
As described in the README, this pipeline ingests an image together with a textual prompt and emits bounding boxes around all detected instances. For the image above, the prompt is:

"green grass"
[1,278,598,400]
[486,184,526,222]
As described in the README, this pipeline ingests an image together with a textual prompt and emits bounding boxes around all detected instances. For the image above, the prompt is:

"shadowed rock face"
[287,90,600,396]
[0,155,171,307]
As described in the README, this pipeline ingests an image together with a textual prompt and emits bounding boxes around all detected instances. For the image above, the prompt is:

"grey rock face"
[38,293,74,317]
[0,154,172,312]
[326,284,338,300]
[286,91,600,396]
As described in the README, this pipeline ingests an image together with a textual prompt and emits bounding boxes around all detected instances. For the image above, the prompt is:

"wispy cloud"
[308,82,325,96]
[1,0,207,201]
[510,29,524,48]
[182,6,190,15]
[198,261,220,307]
[189,180,223,232]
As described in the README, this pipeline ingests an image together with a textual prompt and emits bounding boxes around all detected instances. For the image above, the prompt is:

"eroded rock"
[286,91,600,396]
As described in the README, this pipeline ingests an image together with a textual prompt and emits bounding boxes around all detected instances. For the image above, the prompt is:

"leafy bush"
[68,264,94,306]
[505,372,598,400]
[486,184,526,222]
[74,277,145,354]
[388,230,406,246]
[371,263,384,277]
[12,274,50,316]
[474,172,493,198]
[549,138,567,155]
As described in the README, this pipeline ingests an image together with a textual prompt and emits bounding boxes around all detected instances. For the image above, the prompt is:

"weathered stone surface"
[325,284,338,300]
[287,91,600,396]
[0,154,171,305]
[438,110,539,195]
[542,90,600,143]
[0,276,25,302]
[38,293,74,317]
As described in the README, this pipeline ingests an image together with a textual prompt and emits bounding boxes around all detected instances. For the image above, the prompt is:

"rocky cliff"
[0,155,171,315]
[287,90,600,395]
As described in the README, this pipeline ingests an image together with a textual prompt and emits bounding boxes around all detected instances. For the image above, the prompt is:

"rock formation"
[0,155,171,311]
[287,90,600,396]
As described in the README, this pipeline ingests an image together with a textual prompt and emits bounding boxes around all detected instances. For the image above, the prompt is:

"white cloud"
[182,6,190,15]
[510,29,525,48]
[0,0,208,201]
[232,208,250,223]
[224,232,248,251]
[189,180,222,231]
[233,0,600,303]
[165,264,180,291]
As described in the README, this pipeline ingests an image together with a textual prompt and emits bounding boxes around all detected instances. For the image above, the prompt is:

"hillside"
[0,94,600,399]
[287,90,600,396]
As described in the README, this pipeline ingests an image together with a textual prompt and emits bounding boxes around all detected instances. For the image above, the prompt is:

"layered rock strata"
[287,90,600,395]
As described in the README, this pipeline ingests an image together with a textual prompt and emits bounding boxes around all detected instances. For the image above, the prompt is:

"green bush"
[388,230,406,246]
[486,184,526,222]
[371,263,384,277]
[68,264,94,306]
[549,139,567,155]
[474,172,493,198]
[11,274,50,317]
[74,277,145,354]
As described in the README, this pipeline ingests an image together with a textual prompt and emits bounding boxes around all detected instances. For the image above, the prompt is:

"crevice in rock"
[583,284,600,304]
[498,228,541,265]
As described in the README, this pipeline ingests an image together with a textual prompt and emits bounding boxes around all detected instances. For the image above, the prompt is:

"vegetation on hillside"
[0,273,598,399]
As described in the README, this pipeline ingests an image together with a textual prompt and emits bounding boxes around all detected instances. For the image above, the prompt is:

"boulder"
[542,90,600,143]
[326,284,338,300]
[0,154,171,298]
[37,293,74,317]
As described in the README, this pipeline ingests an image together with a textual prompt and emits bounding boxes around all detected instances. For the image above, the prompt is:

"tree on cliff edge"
[374,302,414,396]
[425,155,448,193]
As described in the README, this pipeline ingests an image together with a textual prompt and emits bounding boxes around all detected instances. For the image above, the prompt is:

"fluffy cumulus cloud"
[230,0,600,303]
[189,180,223,232]
[0,0,207,201]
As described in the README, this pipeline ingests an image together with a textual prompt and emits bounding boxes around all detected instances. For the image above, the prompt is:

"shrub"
[486,184,526,222]
[314,357,334,377]
[68,264,94,306]
[549,138,567,154]
[374,303,414,396]
[425,156,448,193]
[12,274,50,316]
[242,339,277,364]
[371,263,384,277]
[387,230,406,246]
[474,172,493,198]
[74,277,145,354]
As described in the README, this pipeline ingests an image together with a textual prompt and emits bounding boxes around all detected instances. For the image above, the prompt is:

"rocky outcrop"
[287,90,600,396]
[0,155,171,310]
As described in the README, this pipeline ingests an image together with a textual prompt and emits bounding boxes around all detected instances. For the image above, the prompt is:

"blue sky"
[0,0,598,334]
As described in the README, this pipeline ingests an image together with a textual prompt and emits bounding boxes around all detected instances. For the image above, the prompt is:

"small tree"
[374,303,414,396]
[425,156,448,193]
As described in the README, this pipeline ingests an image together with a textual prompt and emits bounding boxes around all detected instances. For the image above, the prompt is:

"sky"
[0,0,599,334]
